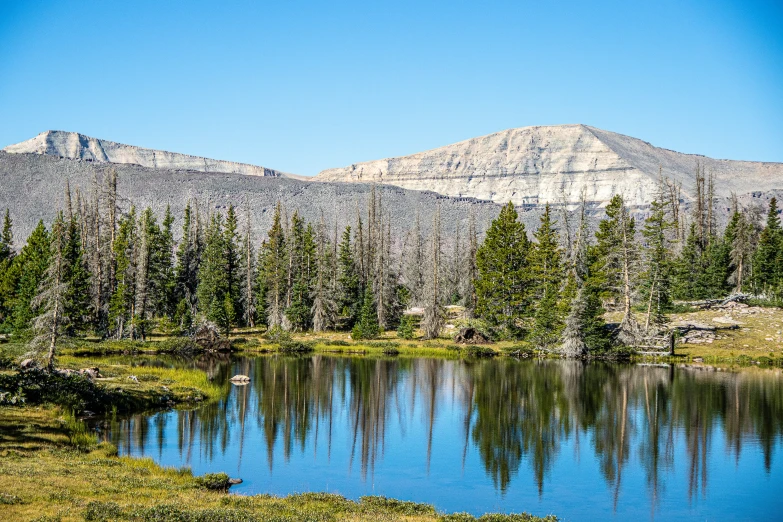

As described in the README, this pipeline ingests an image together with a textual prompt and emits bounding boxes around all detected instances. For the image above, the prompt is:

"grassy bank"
[0,342,556,522]
[0,408,554,522]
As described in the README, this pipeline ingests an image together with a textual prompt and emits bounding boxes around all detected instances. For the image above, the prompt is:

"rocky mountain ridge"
[316,124,783,207]
[3,130,301,180]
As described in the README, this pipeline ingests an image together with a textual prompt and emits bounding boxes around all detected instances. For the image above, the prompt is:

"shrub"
[462,346,497,358]
[397,315,416,340]
[265,325,292,343]
[195,472,233,491]
[84,501,123,521]
[156,338,200,354]
[359,496,436,516]
[278,340,315,354]
[0,492,23,505]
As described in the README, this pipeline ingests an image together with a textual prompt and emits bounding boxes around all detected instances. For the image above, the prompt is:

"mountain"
[0,150,502,244]
[3,130,304,180]
[316,124,783,207]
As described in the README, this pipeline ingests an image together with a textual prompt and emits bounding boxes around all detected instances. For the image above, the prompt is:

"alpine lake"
[96,354,783,521]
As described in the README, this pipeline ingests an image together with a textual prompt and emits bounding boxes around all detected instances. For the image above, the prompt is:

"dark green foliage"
[194,472,233,491]
[278,340,315,354]
[352,287,380,340]
[527,205,565,348]
[475,202,530,339]
[197,213,235,335]
[753,197,782,295]
[8,221,50,334]
[462,345,496,358]
[640,197,674,329]
[337,226,361,327]
[396,314,416,339]
[261,203,287,328]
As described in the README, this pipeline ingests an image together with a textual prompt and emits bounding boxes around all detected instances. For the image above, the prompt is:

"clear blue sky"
[1,0,781,176]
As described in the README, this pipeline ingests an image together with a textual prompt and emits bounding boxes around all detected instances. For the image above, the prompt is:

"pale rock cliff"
[316,124,783,207]
[3,130,300,179]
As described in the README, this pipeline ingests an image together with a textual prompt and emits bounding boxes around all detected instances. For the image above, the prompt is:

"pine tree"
[475,202,530,339]
[62,186,91,335]
[197,213,232,335]
[109,208,138,338]
[0,209,15,328]
[262,203,287,328]
[9,221,50,335]
[404,213,425,305]
[337,226,361,327]
[527,204,564,349]
[352,287,380,340]
[641,197,673,332]
[312,216,337,332]
[753,197,782,295]
[30,214,69,370]
[594,195,641,345]
[224,205,243,323]
[397,313,416,339]
[174,202,200,329]
[0,209,13,263]
[285,213,316,330]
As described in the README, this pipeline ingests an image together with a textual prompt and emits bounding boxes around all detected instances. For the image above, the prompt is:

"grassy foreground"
[0,344,556,522]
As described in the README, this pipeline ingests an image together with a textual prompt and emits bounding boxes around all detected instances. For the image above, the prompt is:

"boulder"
[19,359,37,369]
[454,327,490,345]
[229,375,250,384]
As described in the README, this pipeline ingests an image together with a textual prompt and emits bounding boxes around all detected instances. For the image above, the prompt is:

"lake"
[98,356,783,520]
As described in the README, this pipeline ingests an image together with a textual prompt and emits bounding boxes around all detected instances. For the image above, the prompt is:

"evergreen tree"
[285,213,316,330]
[109,208,138,338]
[61,193,91,335]
[262,203,287,328]
[9,221,50,335]
[753,197,782,295]
[224,205,243,323]
[336,226,361,327]
[475,202,530,339]
[352,286,380,340]
[672,223,703,299]
[0,209,13,263]
[641,197,673,331]
[594,195,641,345]
[397,313,416,339]
[30,214,69,370]
[728,208,754,292]
[174,202,200,329]
[197,213,232,335]
[312,217,337,332]
[527,204,565,349]
[0,209,15,328]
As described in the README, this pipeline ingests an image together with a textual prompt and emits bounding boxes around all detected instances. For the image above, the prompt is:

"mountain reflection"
[102,356,783,510]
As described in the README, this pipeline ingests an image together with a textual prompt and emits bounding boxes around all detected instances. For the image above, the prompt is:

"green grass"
[0,406,556,522]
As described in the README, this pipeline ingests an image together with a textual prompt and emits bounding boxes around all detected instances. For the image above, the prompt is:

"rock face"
[316,124,783,207]
[3,130,300,179]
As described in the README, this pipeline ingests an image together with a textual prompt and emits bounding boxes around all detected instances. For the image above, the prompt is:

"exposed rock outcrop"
[317,124,783,207]
[3,130,301,179]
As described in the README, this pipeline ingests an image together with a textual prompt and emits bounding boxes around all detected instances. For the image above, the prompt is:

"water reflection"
[101,356,783,519]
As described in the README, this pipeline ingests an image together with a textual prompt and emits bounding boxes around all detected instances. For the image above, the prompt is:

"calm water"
[99,356,783,520]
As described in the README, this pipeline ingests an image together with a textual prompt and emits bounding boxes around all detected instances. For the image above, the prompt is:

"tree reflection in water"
[103,356,783,510]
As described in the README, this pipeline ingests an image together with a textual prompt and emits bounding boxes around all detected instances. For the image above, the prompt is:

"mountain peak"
[316,125,783,207]
[3,130,296,179]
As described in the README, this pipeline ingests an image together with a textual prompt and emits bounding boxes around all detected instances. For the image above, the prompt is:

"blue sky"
[1,0,781,176]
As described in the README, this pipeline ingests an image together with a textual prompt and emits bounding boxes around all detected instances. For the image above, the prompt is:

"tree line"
[1,168,781,366]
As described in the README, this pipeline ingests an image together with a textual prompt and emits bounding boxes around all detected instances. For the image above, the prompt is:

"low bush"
[462,346,497,358]
[360,496,436,516]
[278,340,315,354]
[83,500,123,521]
